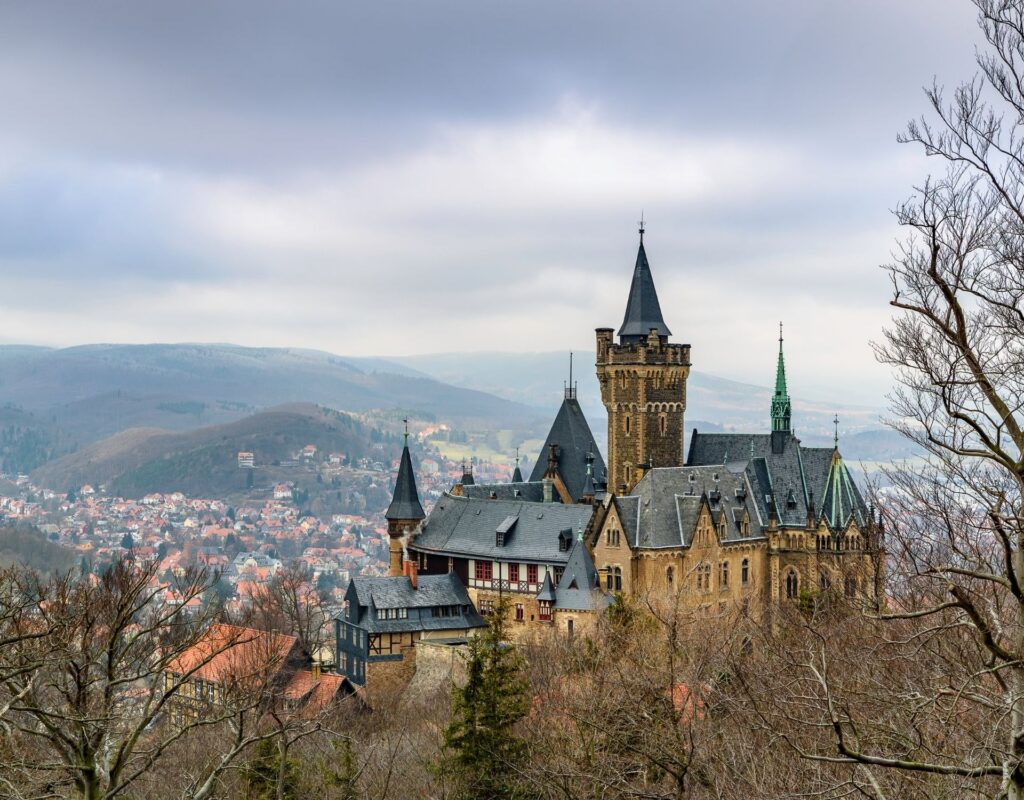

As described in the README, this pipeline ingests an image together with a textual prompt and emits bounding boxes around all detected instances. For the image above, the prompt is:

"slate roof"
[553,538,612,612]
[385,445,425,521]
[410,494,592,564]
[686,430,868,533]
[462,481,548,503]
[512,463,524,483]
[618,236,672,342]
[345,573,486,633]
[623,464,763,550]
[528,396,607,502]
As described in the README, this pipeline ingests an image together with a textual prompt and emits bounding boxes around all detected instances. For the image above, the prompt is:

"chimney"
[403,558,418,589]
[542,478,554,504]
[311,662,321,680]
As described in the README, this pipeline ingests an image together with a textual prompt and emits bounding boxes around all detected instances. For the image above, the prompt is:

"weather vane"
[403,417,409,446]
[833,414,839,448]
[638,210,646,239]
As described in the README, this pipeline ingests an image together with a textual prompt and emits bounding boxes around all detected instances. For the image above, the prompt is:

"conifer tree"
[440,597,531,800]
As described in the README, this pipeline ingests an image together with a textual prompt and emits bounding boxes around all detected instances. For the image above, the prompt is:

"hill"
[0,344,542,449]
[31,404,384,498]
[0,522,78,572]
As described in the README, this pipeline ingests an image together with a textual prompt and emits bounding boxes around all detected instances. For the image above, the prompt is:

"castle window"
[785,570,799,600]
[625,416,631,435]
[660,415,666,435]
[741,558,750,585]
[474,560,493,582]
[605,568,614,590]
[509,563,520,583]
[666,565,674,585]
[515,603,524,622]
[539,600,552,621]
[820,571,831,591]
[527,564,538,585]
[555,566,565,584]
[719,561,729,589]
[614,566,622,591]
[626,465,632,485]
[606,528,620,547]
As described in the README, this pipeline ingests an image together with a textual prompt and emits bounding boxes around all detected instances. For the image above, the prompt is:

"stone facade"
[596,328,690,494]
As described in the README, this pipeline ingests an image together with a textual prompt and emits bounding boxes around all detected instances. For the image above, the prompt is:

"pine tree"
[440,597,531,800]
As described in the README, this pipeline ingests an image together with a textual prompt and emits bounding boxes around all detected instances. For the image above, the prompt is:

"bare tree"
[0,560,319,800]
[739,2,1024,796]
[242,562,330,657]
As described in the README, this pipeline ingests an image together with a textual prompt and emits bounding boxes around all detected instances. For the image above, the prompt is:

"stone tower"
[596,227,690,494]
[384,426,425,576]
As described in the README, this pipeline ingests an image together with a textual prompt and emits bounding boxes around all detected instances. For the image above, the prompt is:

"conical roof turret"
[617,226,672,343]
[385,437,425,522]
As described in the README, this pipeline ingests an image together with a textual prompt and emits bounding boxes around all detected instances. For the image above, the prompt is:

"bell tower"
[596,224,690,494]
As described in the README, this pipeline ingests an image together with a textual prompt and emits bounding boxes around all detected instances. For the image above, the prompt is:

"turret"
[385,423,425,576]
[596,223,690,493]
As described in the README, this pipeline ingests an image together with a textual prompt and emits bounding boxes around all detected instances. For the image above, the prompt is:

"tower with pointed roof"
[385,426,425,576]
[770,323,792,454]
[596,225,690,493]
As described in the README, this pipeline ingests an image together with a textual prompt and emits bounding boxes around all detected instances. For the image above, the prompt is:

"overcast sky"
[0,1,982,404]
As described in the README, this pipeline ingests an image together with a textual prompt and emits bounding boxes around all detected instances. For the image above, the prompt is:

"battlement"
[595,327,690,367]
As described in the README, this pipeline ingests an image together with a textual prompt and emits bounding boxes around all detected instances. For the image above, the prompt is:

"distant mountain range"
[0,343,917,484]
[0,344,543,473]
[31,403,378,498]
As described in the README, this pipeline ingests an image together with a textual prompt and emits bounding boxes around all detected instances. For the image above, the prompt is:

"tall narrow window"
[527,564,538,585]
[509,563,519,584]
[666,565,674,585]
[786,570,799,600]
[625,416,631,435]
[660,415,666,435]
[741,558,750,585]
[515,603,524,622]
[614,566,622,591]
[719,561,729,589]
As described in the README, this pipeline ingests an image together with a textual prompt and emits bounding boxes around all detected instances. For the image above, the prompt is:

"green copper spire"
[771,322,792,433]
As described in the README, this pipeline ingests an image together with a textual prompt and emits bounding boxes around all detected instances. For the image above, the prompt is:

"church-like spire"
[771,323,792,433]
[512,447,523,483]
[385,428,425,522]
[617,222,672,344]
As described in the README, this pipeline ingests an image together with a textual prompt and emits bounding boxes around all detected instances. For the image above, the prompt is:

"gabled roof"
[385,445,425,521]
[686,430,868,533]
[623,464,763,550]
[536,571,556,602]
[411,494,592,564]
[618,235,672,342]
[554,538,611,612]
[512,464,524,483]
[166,623,301,683]
[344,573,486,633]
[528,396,607,502]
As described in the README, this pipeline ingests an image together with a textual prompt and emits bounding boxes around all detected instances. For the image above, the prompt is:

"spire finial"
[402,417,409,447]
[638,210,645,241]
[515,446,520,466]
[771,323,792,433]
[833,414,840,448]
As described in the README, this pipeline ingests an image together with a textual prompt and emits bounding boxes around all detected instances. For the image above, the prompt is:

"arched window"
[605,569,614,590]
[625,465,632,485]
[614,566,623,591]
[719,561,729,589]
[625,416,631,435]
[660,415,667,435]
[666,565,674,585]
[741,558,750,586]
[785,570,799,600]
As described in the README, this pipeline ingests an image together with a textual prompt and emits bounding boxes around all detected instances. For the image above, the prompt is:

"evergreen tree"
[120,533,133,551]
[440,597,531,800]
[243,737,300,800]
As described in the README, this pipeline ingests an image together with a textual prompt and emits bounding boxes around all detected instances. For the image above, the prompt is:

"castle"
[381,226,883,635]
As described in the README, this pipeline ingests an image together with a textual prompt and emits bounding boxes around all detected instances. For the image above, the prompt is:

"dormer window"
[496,515,517,547]
[558,528,573,552]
